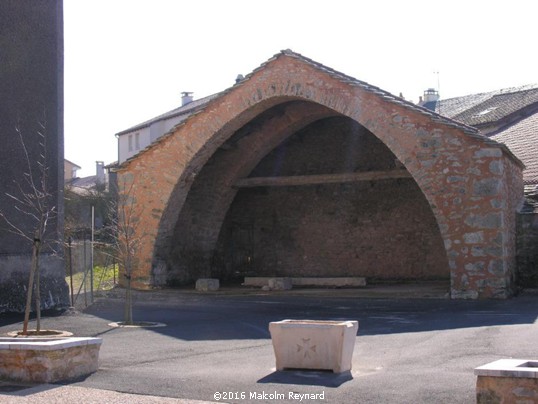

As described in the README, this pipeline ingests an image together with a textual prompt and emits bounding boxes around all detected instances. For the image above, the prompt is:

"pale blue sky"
[64,0,537,176]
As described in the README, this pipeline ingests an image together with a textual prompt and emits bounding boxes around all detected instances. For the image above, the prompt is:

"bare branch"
[0,112,57,334]
[0,212,33,242]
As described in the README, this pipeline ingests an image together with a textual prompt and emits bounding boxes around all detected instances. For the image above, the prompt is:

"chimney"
[96,161,105,184]
[423,88,439,103]
[235,74,244,84]
[418,89,439,111]
[181,92,193,106]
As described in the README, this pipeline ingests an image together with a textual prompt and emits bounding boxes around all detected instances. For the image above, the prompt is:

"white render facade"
[117,93,218,164]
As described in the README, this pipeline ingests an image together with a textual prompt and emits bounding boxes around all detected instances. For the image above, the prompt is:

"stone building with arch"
[115,50,524,299]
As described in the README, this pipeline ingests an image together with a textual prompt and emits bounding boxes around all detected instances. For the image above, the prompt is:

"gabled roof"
[116,93,220,137]
[65,175,105,195]
[118,50,522,169]
[267,51,480,136]
[64,158,81,169]
[432,84,538,127]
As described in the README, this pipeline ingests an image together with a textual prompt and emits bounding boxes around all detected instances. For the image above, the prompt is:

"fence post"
[68,237,74,306]
[90,205,94,304]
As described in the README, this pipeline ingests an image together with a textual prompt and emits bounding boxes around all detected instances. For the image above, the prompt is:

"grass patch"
[66,265,118,293]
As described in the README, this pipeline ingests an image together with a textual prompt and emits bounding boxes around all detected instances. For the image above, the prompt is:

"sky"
[64,0,538,177]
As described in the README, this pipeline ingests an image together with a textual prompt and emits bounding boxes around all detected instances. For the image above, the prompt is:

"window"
[128,134,133,152]
[135,133,140,150]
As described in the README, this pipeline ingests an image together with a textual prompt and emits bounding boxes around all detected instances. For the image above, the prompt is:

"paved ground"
[1,285,538,403]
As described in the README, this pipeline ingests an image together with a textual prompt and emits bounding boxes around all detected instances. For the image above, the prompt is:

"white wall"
[118,126,151,163]
[118,114,189,163]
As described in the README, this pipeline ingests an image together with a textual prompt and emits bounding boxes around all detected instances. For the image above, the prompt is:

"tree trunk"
[124,273,133,325]
[22,237,39,335]
[35,241,41,332]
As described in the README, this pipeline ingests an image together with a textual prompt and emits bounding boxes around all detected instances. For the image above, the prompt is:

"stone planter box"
[0,337,102,383]
[475,359,538,403]
[269,319,358,373]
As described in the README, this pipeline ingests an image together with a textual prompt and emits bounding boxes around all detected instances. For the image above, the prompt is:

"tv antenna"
[434,71,441,114]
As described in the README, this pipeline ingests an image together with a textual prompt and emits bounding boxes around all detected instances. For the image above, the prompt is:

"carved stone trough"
[269,319,358,373]
[0,337,102,383]
[475,359,538,403]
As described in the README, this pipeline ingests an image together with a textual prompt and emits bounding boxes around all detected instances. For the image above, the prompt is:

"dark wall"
[517,189,538,288]
[213,117,449,282]
[0,0,68,312]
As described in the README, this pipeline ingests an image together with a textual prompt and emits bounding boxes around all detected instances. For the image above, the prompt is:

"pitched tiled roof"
[491,112,538,185]
[66,175,103,195]
[116,93,220,137]
[435,92,497,119]
[432,84,538,126]
[452,87,538,127]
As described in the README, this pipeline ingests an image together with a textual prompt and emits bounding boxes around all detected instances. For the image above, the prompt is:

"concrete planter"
[0,337,102,383]
[269,319,358,373]
[475,359,538,403]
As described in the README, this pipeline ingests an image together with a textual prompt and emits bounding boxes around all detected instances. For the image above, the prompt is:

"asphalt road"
[1,287,538,403]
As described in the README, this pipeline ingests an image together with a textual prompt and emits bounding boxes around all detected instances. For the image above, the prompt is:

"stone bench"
[0,337,102,383]
[244,277,367,288]
[195,278,220,291]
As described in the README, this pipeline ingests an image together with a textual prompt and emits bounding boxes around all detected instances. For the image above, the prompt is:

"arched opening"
[164,103,448,286]
[126,51,522,298]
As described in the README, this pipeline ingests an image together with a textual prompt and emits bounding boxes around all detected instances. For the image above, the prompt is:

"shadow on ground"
[2,287,537,342]
[258,370,352,387]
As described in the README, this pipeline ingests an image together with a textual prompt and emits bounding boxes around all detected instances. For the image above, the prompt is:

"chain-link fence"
[65,239,117,307]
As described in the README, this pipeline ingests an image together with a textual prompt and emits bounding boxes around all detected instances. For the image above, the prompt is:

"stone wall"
[0,338,101,383]
[477,376,538,403]
[214,181,447,281]
[212,118,447,282]
[118,51,523,298]
[517,213,538,288]
[517,187,538,288]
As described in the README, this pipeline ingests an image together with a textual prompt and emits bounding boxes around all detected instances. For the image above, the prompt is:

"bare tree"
[107,177,144,325]
[0,118,56,334]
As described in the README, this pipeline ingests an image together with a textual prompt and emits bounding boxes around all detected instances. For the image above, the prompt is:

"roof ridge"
[495,83,538,95]
[275,49,479,136]
[117,50,525,171]
[441,83,538,103]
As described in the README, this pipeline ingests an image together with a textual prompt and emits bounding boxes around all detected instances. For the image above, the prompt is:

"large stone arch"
[118,50,523,298]
[162,101,340,283]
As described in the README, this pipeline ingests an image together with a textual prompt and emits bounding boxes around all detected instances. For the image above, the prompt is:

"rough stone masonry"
[117,50,524,299]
